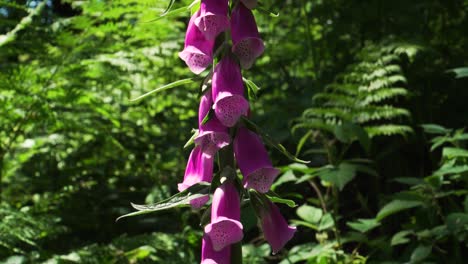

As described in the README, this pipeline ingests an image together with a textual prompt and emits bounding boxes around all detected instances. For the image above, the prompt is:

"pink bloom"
[201,235,231,264]
[195,91,230,156]
[195,0,230,40]
[179,10,215,74]
[204,182,244,251]
[178,146,213,208]
[233,127,279,193]
[231,3,265,69]
[260,201,296,254]
[211,55,249,127]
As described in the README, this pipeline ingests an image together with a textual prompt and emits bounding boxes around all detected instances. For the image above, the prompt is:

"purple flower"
[195,0,230,40]
[195,91,230,156]
[178,146,214,208]
[204,182,244,251]
[179,10,215,74]
[233,127,279,193]
[212,55,249,127]
[231,3,265,69]
[260,201,296,254]
[201,235,231,264]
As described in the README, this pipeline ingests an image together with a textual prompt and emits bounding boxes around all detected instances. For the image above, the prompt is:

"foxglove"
[204,182,244,251]
[195,90,230,156]
[179,10,215,74]
[231,3,265,69]
[178,146,213,208]
[234,127,279,193]
[260,201,296,254]
[212,55,249,127]
[201,234,231,264]
[195,0,230,40]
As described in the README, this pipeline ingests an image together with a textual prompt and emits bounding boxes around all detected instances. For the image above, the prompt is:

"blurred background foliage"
[0,0,467,263]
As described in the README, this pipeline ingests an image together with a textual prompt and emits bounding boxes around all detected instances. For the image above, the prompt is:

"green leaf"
[256,5,280,17]
[376,200,424,221]
[409,245,432,263]
[390,230,413,246]
[201,108,214,125]
[130,77,200,101]
[243,77,260,100]
[318,213,335,231]
[241,116,310,164]
[393,177,424,186]
[271,170,297,190]
[142,0,200,22]
[347,218,380,233]
[442,147,468,159]
[334,121,370,153]
[421,124,451,135]
[266,191,297,208]
[116,183,210,221]
[183,129,198,149]
[318,163,356,191]
[447,67,468,79]
[296,205,323,224]
[446,213,468,234]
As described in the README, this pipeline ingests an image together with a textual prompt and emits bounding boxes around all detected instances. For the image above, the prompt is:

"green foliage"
[294,42,418,138]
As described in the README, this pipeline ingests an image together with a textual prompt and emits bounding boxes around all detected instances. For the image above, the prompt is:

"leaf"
[409,245,432,263]
[421,124,451,135]
[446,213,468,234]
[390,230,413,246]
[243,77,260,100]
[318,213,335,231]
[256,5,280,17]
[392,177,424,186]
[447,67,468,79]
[271,170,297,190]
[183,129,198,149]
[201,108,214,125]
[266,191,297,208]
[376,200,424,221]
[241,116,310,164]
[116,183,210,221]
[442,147,468,159]
[297,205,323,224]
[296,130,313,156]
[142,0,200,22]
[130,78,200,101]
[347,218,380,233]
[318,163,356,191]
[334,121,370,153]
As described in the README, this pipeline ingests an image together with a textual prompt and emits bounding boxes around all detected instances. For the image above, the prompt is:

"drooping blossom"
[260,201,296,254]
[204,182,244,251]
[212,55,249,127]
[231,3,265,69]
[178,146,214,208]
[233,127,279,193]
[179,10,215,74]
[195,0,230,40]
[201,235,231,264]
[195,90,230,156]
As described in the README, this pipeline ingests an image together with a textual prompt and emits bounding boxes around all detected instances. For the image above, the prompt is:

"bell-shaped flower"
[179,10,215,74]
[195,90,230,156]
[233,127,279,193]
[204,182,244,251]
[201,234,231,264]
[178,146,214,208]
[231,3,265,69]
[212,55,249,127]
[260,201,296,254]
[195,0,230,40]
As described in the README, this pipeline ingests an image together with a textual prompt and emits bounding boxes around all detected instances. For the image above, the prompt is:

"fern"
[295,42,420,138]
